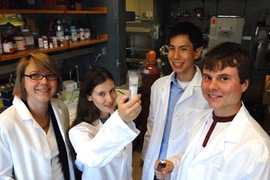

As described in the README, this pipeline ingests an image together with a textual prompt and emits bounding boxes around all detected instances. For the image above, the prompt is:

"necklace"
[42,119,50,130]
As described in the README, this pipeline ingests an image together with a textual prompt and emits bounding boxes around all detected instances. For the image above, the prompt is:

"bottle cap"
[147,50,156,64]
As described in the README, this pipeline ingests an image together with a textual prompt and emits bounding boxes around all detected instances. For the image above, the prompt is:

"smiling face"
[87,79,117,116]
[167,34,202,81]
[201,64,249,116]
[23,63,57,105]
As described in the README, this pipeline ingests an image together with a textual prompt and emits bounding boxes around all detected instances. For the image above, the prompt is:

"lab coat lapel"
[179,66,202,102]
[186,111,225,163]
[50,100,66,141]
[193,131,225,163]
[158,78,170,124]
[190,105,247,164]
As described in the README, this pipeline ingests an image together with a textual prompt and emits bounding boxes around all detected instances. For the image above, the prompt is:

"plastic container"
[42,35,48,49]
[13,34,26,51]
[84,28,91,40]
[79,28,85,41]
[38,37,43,48]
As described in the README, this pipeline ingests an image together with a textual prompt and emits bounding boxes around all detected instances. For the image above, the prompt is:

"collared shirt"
[158,74,185,159]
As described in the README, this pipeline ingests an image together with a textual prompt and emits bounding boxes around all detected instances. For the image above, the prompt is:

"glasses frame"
[23,73,58,81]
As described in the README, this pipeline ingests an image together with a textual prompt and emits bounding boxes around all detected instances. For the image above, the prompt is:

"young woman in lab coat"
[154,42,270,180]
[68,67,142,180]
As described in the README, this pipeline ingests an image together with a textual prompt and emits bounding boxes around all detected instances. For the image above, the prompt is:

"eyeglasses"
[23,73,58,81]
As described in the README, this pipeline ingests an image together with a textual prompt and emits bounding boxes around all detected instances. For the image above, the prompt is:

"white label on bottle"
[24,36,34,46]
[85,28,90,39]
[15,39,26,50]
[80,29,85,40]
[56,31,64,40]
[38,38,43,48]
[3,42,14,53]
[71,30,77,42]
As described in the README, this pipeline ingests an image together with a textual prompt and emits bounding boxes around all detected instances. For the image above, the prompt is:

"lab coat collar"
[13,96,33,120]
[191,103,249,163]
[224,102,249,144]
[179,66,203,102]
[13,96,64,131]
[158,65,203,104]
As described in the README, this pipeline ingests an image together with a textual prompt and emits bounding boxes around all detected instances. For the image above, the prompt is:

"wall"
[85,0,127,86]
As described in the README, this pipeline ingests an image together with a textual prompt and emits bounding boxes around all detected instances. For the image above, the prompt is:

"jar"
[84,28,91,40]
[38,37,44,48]
[13,34,26,51]
[1,34,16,54]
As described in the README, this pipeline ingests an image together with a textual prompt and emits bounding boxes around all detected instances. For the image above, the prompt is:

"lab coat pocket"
[186,162,234,180]
[171,107,202,132]
[203,161,235,180]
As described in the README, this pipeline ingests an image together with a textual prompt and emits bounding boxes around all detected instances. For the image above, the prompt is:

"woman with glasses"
[0,52,75,179]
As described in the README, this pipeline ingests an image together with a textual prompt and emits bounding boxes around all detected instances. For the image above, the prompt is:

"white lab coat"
[0,96,75,180]
[169,104,270,180]
[68,111,140,180]
[141,66,209,180]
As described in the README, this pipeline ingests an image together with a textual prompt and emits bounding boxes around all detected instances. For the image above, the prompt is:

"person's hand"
[117,93,142,123]
[154,159,174,180]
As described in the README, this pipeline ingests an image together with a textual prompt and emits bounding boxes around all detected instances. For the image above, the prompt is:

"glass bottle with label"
[56,19,64,41]
[21,26,35,49]
[1,33,16,54]
[47,20,56,38]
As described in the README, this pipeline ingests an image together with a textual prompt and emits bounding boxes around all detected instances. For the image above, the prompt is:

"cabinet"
[0,6,108,62]
[0,0,126,86]
[0,6,109,82]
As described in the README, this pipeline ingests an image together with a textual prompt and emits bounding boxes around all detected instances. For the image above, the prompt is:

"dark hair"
[13,52,63,99]
[167,21,203,51]
[70,67,115,127]
[200,42,255,84]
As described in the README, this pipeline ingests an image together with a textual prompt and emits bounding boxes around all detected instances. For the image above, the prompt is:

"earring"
[87,96,92,101]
